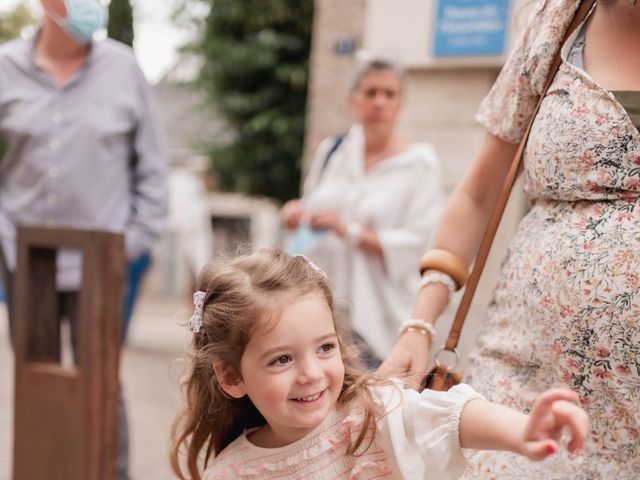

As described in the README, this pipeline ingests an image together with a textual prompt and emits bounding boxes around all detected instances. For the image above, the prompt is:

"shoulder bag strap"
[443,0,596,352]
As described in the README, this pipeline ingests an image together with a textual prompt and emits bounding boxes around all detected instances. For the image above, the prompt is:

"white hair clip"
[190,290,206,333]
[295,254,328,279]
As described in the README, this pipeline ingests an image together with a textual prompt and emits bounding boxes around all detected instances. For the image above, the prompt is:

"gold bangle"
[418,248,468,290]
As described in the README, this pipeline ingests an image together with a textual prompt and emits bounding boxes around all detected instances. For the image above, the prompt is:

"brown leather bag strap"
[443,0,596,352]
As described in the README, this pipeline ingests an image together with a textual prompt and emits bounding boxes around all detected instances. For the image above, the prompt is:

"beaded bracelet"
[398,318,437,342]
[418,248,468,290]
[418,271,457,295]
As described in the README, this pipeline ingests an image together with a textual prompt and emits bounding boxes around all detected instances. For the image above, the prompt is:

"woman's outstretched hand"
[519,388,589,460]
[378,330,431,390]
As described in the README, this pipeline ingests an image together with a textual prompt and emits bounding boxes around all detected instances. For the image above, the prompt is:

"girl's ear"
[213,363,246,399]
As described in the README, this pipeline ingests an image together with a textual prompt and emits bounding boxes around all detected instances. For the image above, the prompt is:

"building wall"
[302,0,367,169]
[304,0,530,368]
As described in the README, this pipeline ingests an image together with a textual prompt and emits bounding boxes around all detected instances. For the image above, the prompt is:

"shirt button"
[47,194,58,205]
[52,113,63,124]
[50,139,60,151]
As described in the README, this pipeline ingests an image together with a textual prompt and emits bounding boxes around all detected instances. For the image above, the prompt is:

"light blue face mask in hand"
[46,0,108,44]
[285,223,328,256]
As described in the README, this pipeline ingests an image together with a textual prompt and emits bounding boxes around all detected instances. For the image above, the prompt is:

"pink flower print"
[517,75,528,89]
[561,369,572,383]
[574,218,587,228]
[625,178,640,190]
[593,367,612,379]
[589,184,604,194]
[596,169,611,184]
[498,378,512,390]
[560,305,573,318]
[615,365,631,376]
[595,347,610,358]
[582,241,595,251]
[566,358,578,370]
[633,155,640,166]
[596,112,613,126]
[589,205,603,216]
[614,212,633,222]
[573,105,589,117]
[578,151,594,167]
[624,272,639,289]
[540,295,553,308]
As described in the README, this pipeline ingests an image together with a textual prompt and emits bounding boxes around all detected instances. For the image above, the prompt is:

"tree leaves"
[187,0,314,202]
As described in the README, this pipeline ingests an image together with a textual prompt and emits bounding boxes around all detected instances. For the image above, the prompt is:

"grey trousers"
[0,253,129,479]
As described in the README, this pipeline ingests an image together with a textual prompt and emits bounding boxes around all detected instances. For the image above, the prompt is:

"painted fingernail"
[545,444,557,454]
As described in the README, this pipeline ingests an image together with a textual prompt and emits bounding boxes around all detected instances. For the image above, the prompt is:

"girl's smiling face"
[222,292,345,448]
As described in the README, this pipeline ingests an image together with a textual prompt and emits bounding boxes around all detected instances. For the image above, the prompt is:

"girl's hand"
[309,209,347,236]
[378,330,431,390]
[280,199,304,229]
[520,388,589,461]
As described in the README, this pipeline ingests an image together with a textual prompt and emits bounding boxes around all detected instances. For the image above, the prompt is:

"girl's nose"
[297,357,323,384]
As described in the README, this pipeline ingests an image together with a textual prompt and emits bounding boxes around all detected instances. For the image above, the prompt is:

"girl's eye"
[319,342,336,354]
[269,355,291,366]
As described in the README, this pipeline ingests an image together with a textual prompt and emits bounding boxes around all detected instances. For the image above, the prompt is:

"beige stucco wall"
[304,0,531,368]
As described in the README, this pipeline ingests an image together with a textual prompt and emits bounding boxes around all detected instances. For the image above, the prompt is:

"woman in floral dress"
[381,0,640,478]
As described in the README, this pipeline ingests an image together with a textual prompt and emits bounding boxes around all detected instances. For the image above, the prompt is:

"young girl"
[170,249,588,480]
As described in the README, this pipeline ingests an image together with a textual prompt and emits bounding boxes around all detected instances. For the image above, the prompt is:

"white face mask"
[45,0,108,44]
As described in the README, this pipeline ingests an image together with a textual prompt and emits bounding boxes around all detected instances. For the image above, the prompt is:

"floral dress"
[463,1,640,478]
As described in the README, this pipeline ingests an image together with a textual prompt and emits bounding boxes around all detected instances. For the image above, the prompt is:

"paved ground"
[0,294,193,479]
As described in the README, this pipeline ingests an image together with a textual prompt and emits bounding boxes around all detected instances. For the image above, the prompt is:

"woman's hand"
[280,199,305,230]
[519,388,589,460]
[378,330,431,390]
[309,209,347,236]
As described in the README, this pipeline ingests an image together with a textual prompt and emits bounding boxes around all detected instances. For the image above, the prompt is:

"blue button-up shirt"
[0,34,168,289]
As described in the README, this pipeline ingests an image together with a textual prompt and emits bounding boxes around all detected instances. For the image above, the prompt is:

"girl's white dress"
[203,384,482,480]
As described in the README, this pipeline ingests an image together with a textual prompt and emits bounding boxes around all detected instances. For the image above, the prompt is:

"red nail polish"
[545,444,557,454]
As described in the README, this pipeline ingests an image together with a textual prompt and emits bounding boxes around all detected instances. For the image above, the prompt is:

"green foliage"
[192,0,314,203]
[107,0,134,47]
[0,2,35,44]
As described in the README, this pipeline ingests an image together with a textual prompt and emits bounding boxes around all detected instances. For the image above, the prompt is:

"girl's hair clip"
[190,290,206,333]
[295,254,328,279]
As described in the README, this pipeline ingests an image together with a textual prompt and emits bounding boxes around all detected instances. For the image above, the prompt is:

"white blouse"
[204,383,483,480]
[294,125,444,358]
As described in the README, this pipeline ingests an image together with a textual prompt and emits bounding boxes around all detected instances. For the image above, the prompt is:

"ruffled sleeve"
[476,0,583,143]
[372,383,484,480]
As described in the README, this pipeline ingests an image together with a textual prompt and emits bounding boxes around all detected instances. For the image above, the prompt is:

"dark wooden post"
[12,227,125,480]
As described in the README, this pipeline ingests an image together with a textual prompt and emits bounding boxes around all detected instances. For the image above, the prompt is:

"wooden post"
[12,227,125,480]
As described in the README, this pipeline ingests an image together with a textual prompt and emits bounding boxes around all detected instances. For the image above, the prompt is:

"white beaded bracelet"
[346,222,362,247]
[398,318,437,341]
[418,271,457,295]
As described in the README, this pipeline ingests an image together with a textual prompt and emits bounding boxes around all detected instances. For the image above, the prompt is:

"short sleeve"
[476,0,583,143]
[372,383,484,480]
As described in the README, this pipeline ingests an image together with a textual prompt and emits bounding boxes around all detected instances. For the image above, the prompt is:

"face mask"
[46,0,108,44]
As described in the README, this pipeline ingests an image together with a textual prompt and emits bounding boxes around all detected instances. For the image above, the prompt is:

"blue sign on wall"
[433,0,510,57]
